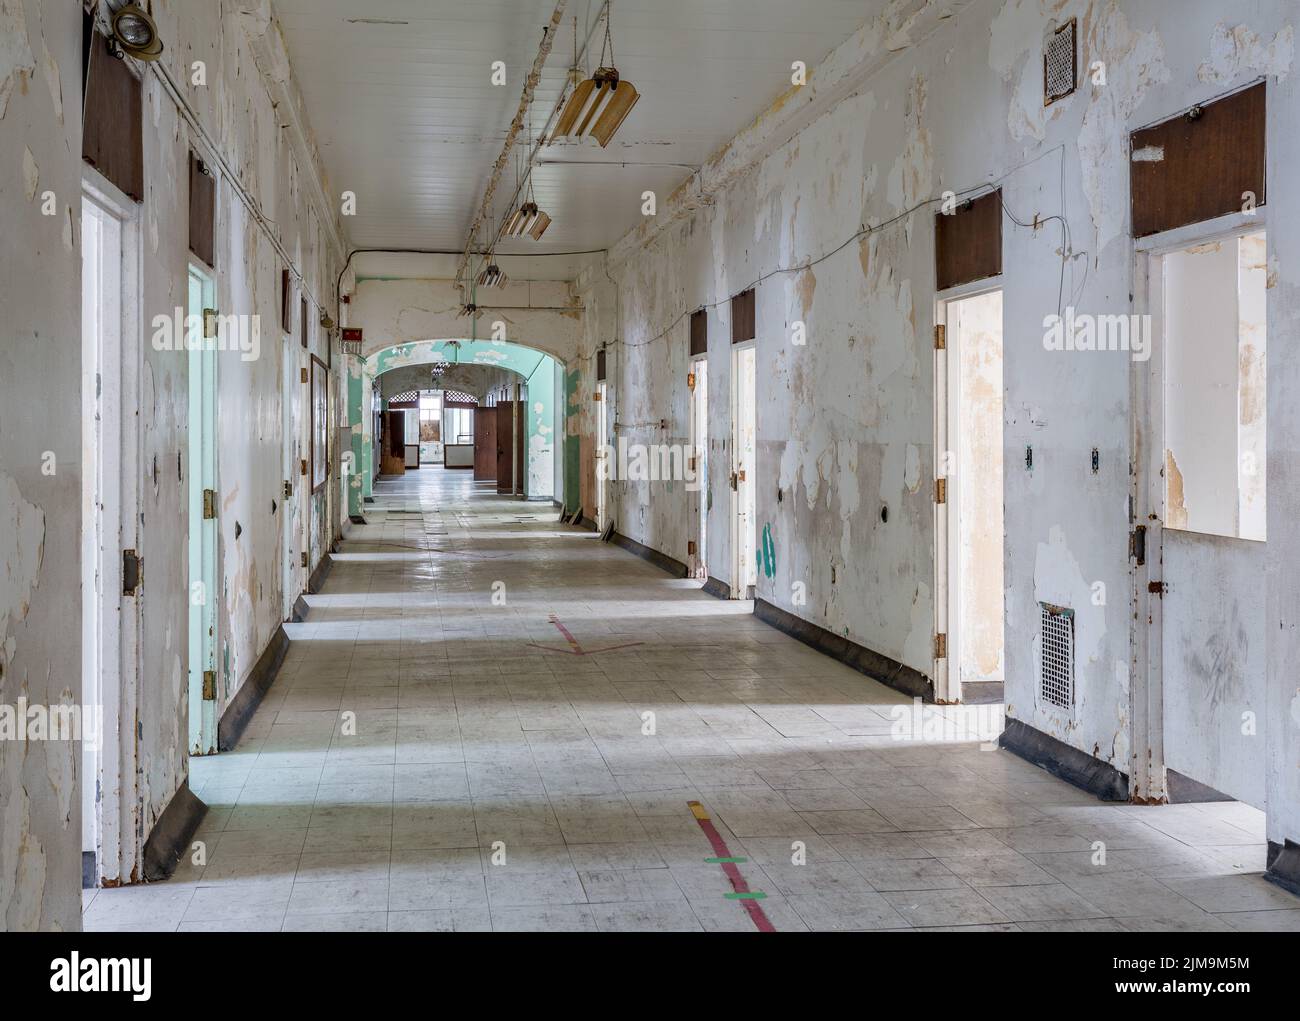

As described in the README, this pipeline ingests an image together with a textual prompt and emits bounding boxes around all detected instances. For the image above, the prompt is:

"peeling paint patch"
[1166,449,1188,529]
[40,42,61,123]
[22,146,37,201]
[1131,145,1164,162]
[0,471,45,666]
[0,0,34,120]
[1198,23,1294,84]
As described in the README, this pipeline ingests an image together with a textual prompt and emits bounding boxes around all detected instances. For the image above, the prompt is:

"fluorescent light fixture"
[505,201,553,240]
[476,262,508,289]
[551,67,638,147]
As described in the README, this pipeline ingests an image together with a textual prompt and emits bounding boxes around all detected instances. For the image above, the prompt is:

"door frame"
[729,341,756,598]
[1129,207,1266,803]
[934,276,1003,705]
[689,356,709,580]
[595,380,608,528]
[187,262,219,755]
[82,169,144,885]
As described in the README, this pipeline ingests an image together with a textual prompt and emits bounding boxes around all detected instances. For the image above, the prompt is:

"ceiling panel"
[274,0,873,261]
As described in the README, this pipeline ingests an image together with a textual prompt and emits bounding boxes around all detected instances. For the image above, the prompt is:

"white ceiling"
[274,0,872,266]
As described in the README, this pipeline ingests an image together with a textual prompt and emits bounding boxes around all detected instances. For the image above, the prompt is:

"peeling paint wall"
[1,0,344,925]
[0,0,85,931]
[572,0,1300,851]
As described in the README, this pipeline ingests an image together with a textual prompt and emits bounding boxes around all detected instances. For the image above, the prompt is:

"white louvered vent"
[1043,19,1078,105]
[1039,603,1074,709]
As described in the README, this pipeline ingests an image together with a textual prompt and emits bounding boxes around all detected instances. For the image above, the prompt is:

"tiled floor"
[83,468,1300,932]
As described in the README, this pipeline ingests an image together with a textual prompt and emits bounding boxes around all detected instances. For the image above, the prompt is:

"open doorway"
[81,174,141,886]
[187,264,218,754]
[595,380,608,528]
[935,287,1004,704]
[1135,222,1267,808]
[689,359,708,579]
[731,343,756,597]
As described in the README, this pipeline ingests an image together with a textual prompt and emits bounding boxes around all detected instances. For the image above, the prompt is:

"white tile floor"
[82,468,1300,932]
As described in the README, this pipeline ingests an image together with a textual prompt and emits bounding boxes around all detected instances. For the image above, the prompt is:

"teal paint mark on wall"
[759,524,776,579]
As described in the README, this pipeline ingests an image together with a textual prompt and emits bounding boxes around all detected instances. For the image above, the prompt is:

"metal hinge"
[1148,580,1166,596]
[300,367,309,383]
[593,391,602,402]
[301,552,309,568]
[1130,524,1146,566]
[300,458,308,476]
[687,540,697,555]
[934,324,946,350]
[935,478,947,504]
[203,308,218,339]
[202,488,217,519]
[123,549,140,595]
[201,670,216,700]
[934,633,947,659]
[284,480,293,499]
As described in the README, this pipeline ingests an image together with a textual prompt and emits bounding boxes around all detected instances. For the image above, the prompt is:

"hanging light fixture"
[505,192,552,240]
[476,256,508,290]
[550,3,639,148]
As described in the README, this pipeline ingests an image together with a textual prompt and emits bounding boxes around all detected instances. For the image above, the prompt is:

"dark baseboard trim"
[82,851,95,889]
[1166,768,1233,804]
[142,781,208,882]
[218,625,290,752]
[1266,840,1300,897]
[307,552,334,594]
[611,531,689,579]
[961,681,1004,705]
[702,576,731,600]
[348,514,366,525]
[364,496,374,504]
[579,516,597,532]
[1000,717,1130,802]
[753,597,934,702]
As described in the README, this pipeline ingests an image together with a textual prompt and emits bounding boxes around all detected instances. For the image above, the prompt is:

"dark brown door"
[474,406,496,480]
[495,402,527,495]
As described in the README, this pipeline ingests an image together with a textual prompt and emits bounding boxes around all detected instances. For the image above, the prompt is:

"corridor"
[80,470,1293,932]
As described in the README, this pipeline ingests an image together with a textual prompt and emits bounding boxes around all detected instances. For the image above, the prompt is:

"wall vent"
[1043,19,1077,106]
[1039,603,1075,709]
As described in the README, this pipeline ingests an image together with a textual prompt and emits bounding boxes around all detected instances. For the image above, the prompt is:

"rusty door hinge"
[301,552,309,568]
[201,670,217,701]
[300,458,308,476]
[301,367,309,383]
[934,324,946,350]
[687,371,696,391]
[123,549,140,595]
[687,540,697,555]
[729,471,738,491]
[1148,580,1166,596]
[1130,524,1146,566]
[934,633,947,659]
[203,308,218,339]
[593,391,602,402]
[284,480,293,499]
[202,488,217,519]
[935,478,947,504]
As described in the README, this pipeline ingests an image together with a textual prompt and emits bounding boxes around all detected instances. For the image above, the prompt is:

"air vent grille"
[1043,19,1077,105]
[1039,603,1075,709]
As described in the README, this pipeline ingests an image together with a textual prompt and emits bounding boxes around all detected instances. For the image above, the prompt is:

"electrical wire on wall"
[607,143,1085,354]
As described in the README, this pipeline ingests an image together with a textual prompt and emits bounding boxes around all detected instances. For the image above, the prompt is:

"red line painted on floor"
[525,614,644,656]
[688,801,776,933]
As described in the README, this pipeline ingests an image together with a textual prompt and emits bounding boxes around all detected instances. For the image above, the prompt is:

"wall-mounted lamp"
[110,3,164,61]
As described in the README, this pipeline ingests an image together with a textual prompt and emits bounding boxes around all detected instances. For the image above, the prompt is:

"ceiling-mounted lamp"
[457,303,482,319]
[108,3,164,61]
[505,200,553,241]
[550,4,638,148]
[476,260,508,289]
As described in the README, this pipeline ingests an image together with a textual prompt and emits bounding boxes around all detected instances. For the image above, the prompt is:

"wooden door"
[474,406,496,480]
[495,401,526,495]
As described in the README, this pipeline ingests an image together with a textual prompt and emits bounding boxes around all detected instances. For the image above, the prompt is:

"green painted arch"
[348,339,564,517]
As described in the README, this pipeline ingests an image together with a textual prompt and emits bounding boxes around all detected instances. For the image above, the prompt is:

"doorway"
[935,287,1005,704]
[595,380,608,528]
[690,359,708,579]
[1135,221,1267,807]
[187,264,219,754]
[81,175,141,885]
[731,344,756,597]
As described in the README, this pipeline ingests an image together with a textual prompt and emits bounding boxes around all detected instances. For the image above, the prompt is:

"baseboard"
[1166,768,1233,804]
[218,624,290,752]
[1266,840,1300,897]
[961,680,1004,705]
[579,516,597,531]
[753,597,934,702]
[702,576,731,600]
[82,851,95,889]
[307,552,334,594]
[1000,717,1130,802]
[349,514,366,525]
[141,780,208,882]
[610,530,689,579]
